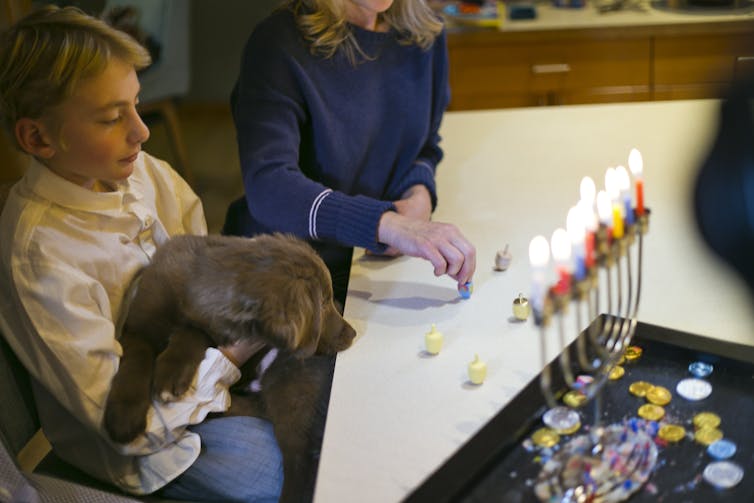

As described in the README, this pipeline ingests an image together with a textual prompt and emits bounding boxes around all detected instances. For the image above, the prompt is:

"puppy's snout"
[339,321,356,347]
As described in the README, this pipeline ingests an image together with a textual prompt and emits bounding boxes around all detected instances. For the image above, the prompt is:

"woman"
[226,0,476,304]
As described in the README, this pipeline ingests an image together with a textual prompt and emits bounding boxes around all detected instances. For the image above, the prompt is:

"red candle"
[636,177,645,216]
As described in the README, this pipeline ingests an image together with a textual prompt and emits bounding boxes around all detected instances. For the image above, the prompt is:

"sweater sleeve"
[383,29,450,211]
[232,18,394,253]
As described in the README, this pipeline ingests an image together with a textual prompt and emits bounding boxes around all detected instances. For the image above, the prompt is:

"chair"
[0,183,187,502]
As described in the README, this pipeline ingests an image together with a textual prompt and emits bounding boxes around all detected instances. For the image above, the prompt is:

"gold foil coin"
[608,365,625,380]
[646,385,672,406]
[629,381,653,397]
[638,403,665,421]
[557,421,582,435]
[624,346,643,361]
[693,412,721,430]
[562,390,587,408]
[531,427,560,448]
[695,427,724,446]
[658,424,686,443]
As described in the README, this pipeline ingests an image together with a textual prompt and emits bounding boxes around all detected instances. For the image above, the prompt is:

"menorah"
[527,149,655,502]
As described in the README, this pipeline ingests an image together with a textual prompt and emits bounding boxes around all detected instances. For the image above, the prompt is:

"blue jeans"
[160,416,283,502]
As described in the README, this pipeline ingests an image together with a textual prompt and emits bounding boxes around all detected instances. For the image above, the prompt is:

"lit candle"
[467,354,487,384]
[579,176,597,268]
[605,168,624,239]
[566,206,586,281]
[550,228,571,295]
[596,190,613,239]
[528,235,550,315]
[615,165,633,226]
[628,148,644,216]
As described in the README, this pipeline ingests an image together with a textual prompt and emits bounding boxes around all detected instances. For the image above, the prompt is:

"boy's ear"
[15,118,56,159]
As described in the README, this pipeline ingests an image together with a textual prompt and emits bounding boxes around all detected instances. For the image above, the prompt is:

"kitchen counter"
[441,0,754,32]
[439,2,754,109]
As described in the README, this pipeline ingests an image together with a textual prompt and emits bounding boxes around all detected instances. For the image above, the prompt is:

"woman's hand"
[376,184,434,257]
[394,184,432,222]
[377,210,476,288]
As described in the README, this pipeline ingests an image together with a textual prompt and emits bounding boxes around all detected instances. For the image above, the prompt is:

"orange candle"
[629,148,645,216]
[636,177,645,216]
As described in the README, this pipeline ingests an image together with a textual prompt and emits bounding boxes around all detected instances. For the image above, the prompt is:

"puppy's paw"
[153,354,197,402]
[104,397,149,444]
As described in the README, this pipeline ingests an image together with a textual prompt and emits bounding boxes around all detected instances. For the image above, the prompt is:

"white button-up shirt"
[0,153,241,495]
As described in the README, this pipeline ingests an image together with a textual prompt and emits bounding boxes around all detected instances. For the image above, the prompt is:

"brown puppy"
[104,233,356,499]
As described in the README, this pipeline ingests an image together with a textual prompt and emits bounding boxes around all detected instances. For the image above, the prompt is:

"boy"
[0,6,282,501]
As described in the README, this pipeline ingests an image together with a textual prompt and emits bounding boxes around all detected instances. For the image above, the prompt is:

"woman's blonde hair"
[0,5,151,148]
[288,0,443,63]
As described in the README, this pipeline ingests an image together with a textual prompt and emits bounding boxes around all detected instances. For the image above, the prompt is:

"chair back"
[0,180,39,460]
[0,329,39,458]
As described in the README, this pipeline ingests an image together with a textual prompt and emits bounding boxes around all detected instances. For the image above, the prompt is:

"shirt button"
[119,235,130,244]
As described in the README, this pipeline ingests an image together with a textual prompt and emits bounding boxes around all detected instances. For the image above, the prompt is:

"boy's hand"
[219,339,267,368]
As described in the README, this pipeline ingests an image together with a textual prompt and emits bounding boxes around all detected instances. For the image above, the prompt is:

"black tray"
[404,321,754,502]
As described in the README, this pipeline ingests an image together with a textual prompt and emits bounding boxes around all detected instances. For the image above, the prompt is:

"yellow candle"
[612,204,624,239]
[468,354,487,384]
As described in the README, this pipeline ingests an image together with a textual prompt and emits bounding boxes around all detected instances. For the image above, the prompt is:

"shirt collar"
[23,156,144,213]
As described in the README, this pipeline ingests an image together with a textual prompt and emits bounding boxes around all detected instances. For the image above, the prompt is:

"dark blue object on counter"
[508,3,537,19]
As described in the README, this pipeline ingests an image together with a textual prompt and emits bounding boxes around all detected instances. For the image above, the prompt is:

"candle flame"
[567,205,585,244]
[528,235,550,267]
[550,228,571,262]
[579,176,596,204]
[597,190,612,224]
[605,167,619,200]
[628,148,643,176]
[615,165,630,192]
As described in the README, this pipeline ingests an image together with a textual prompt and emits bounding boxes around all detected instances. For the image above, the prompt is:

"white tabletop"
[313,99,754,503]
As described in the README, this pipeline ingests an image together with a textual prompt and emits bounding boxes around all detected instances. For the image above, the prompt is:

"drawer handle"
[531,63,571,74]
[736,56,754,62]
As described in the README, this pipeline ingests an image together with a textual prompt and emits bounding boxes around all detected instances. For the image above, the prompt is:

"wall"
[187,0,281,103]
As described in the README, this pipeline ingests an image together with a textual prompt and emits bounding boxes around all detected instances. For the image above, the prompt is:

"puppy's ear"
[260,278,321,358]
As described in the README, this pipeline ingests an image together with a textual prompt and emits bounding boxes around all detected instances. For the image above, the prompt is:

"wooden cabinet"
[448,30,651,109]
[446,20,754,110]
[653,24,754,100]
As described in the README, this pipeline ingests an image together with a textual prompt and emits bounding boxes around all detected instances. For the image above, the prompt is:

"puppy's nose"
[340,322,356,341]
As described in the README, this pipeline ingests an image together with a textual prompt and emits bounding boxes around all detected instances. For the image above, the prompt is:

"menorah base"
[534,420,658,502]
[405,323,754,503]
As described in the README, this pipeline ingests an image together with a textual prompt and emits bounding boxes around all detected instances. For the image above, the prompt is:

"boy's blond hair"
[0,5,151,149]
[288,0,443,64]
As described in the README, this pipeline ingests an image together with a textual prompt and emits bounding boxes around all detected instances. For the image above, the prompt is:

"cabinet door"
[654,32,754,100]
[448,36,651,110]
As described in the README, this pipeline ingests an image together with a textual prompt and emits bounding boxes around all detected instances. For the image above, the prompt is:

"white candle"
[615,165,633,225]
[551,228,571,294]
[528,235,550,314]
[567,206,586,281]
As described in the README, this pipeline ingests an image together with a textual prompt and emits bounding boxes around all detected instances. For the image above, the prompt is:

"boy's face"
[41,58,150,190]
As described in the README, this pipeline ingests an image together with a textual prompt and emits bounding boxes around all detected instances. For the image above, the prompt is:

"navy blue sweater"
[230,8,449,267]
